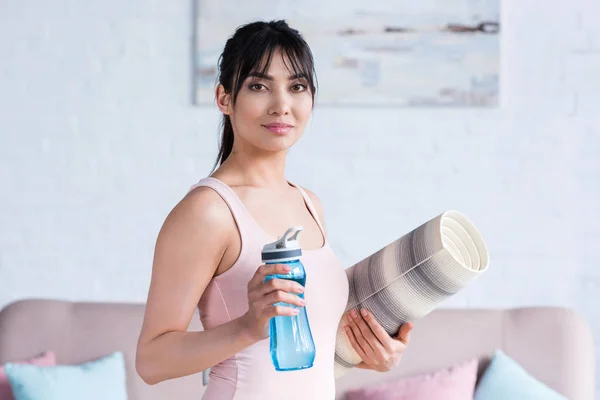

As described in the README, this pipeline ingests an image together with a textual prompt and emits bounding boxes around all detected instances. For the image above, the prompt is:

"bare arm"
[134,187,248,384]
[135,187,304,385]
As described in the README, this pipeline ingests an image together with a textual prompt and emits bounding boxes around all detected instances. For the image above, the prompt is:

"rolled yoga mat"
[334,210,489,378]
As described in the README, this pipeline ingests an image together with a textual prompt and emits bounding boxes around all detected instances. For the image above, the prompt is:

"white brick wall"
[1,0,599,393]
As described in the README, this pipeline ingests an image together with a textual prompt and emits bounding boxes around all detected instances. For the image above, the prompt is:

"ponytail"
[211,115,234,173]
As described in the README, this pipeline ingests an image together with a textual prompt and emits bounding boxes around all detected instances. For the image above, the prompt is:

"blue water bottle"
[261,226,316,371]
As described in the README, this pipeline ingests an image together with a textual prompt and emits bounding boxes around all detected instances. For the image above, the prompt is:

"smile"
[262,124,294,135]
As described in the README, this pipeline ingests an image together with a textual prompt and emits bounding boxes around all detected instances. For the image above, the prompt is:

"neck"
[217,150,290,190]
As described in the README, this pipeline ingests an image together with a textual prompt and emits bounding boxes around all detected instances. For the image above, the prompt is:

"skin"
[346,309,413,371]
[135,48,412,385]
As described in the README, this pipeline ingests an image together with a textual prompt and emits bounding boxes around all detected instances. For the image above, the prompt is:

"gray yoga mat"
[334,210,489,378]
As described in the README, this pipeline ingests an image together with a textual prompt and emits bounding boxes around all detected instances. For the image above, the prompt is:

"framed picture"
[194,0,500,107]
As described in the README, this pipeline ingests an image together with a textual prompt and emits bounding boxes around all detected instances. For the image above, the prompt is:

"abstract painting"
[194,0,500,107]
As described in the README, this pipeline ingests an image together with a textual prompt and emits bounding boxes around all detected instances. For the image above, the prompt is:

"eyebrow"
[247,72,307,81]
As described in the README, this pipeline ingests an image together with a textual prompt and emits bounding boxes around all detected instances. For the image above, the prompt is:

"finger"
[251,277,304,301]
[396,321,414,345]
[264,304,300,319]
[359,309,396,352]
[346,311,378,359]
[350,309,385,354]
[248,264,291,289]
[259,289,305,309]
[344,323,371,364]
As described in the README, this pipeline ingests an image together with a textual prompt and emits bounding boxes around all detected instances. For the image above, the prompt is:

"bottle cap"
[261,226,303,263]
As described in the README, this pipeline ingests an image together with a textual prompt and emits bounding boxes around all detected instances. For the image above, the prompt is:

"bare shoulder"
[156,186,236,272]
[181,185,232,222]
[157,185,235,254]
[298,186,327,233]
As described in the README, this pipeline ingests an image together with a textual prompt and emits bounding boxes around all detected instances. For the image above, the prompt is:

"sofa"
[0,299,595,399]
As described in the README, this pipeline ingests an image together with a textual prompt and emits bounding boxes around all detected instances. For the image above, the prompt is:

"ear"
[215,84,232,115]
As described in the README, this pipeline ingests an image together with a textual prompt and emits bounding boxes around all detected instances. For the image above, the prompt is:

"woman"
[135,20,413,399]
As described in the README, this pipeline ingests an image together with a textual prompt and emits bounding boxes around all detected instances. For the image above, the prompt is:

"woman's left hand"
[344,308,414,373]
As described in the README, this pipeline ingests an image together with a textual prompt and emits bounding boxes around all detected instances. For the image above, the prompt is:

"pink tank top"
[189,177,349,400]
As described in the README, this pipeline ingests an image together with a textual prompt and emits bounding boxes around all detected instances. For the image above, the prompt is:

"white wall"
[1,0,599,392]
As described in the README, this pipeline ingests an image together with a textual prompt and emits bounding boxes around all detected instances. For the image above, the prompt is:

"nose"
[267,90,291,116]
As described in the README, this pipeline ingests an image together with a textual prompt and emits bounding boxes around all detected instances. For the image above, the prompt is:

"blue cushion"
[474,350,567,400]
[4,351,127,400]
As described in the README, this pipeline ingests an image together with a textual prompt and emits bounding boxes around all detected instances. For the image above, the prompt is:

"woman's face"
[217,49,313,154]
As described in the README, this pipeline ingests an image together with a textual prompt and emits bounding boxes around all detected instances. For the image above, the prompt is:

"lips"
[263,123,294,135]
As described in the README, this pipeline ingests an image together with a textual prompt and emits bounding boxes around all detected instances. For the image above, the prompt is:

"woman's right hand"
[238,263,306,342]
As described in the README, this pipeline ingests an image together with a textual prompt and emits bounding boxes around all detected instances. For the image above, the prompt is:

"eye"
[249,83,266,91]
[291,83,307,92]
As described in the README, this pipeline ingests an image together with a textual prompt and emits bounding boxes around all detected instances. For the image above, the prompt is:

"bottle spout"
[276,226,303,249]
[262,226,304,263]
[263,226,304,252]
[282,226,303,245]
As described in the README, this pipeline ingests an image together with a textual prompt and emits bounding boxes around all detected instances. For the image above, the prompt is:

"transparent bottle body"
[264,259,316,371]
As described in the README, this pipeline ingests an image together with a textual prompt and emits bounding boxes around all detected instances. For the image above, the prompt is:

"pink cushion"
[345,358,479,400]
[0,352,56,400]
